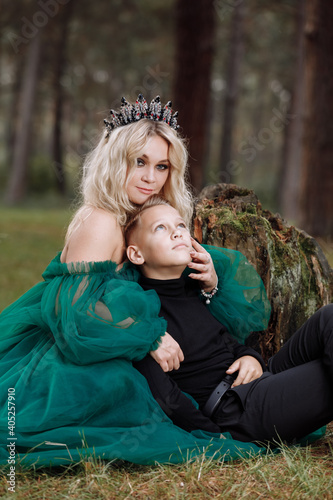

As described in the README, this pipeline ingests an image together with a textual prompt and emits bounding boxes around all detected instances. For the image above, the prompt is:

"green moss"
[298,232,317,256]
[198,204,325,299]
[198,206,268,239]
[246,203,257,215]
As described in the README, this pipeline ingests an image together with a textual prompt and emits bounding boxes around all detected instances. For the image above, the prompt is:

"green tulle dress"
[0,245,272,468]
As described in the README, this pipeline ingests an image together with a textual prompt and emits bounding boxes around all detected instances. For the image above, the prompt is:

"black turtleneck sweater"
[133,275,265,434]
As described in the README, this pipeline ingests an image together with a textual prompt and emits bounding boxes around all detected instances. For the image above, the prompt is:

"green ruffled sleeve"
[200,245,271,344]
[39,255,166,365]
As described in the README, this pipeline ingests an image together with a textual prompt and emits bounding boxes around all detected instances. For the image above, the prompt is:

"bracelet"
[200,278,218,304]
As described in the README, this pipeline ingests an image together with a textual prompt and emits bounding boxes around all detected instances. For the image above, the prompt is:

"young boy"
[125,196,333,444]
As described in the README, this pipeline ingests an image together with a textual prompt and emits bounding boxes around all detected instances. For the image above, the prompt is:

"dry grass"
[1,425,332,499]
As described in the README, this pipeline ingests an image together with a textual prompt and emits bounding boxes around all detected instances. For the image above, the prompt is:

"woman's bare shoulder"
[62,207,125,264]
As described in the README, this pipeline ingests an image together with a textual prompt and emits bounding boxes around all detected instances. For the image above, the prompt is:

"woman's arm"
[199,245,271,344]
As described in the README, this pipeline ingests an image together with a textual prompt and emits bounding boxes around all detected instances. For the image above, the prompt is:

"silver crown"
[104,94,179,136]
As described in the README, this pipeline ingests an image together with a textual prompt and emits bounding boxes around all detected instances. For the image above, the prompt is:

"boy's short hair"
[124,195,171,245]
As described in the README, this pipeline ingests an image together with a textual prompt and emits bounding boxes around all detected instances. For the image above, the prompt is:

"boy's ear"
[126,245,145,265]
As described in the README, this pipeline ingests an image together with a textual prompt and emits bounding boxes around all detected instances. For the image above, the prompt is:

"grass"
[0,207,71,311]
[0,207,333,498]
[0,431,332,499]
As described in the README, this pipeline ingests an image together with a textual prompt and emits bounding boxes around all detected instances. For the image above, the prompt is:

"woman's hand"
[150,332,184,372]
[226,356,263,387]
[188,238,218,292]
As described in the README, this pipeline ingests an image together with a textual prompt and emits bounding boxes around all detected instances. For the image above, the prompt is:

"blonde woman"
[61,108,218,370]
[0,95,270,468]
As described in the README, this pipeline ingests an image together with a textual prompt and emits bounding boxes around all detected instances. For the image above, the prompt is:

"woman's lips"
[137,187,154,194]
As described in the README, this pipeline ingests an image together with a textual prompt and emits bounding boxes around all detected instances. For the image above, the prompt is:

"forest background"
[0,0,332,237]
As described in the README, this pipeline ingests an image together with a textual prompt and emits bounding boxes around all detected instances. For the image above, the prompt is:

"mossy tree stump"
[193,183,333,360]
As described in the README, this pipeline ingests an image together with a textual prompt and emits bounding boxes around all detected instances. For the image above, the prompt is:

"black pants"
[214,304,333,445]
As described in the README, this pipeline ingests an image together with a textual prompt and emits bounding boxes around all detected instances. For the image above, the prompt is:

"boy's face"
[127,205,193,279]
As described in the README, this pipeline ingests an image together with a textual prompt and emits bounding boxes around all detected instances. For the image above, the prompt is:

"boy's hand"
[150,332,184,372]
[226,356,263,387]
[188,238,218,292]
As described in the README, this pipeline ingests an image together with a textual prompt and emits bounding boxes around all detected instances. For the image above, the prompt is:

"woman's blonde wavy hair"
[65,118,193,243]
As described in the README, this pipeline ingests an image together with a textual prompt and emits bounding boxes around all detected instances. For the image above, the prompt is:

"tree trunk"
[194,183,333,361]
[299,0,333,237]
[173,0,216,193]
[219,1,245,183]
[52,1,75,194]
[278,0,306,223]
[4,55,24,170]
[5,31,42,204]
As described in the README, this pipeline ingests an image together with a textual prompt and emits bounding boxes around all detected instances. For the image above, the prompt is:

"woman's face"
[126,135,170,205]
